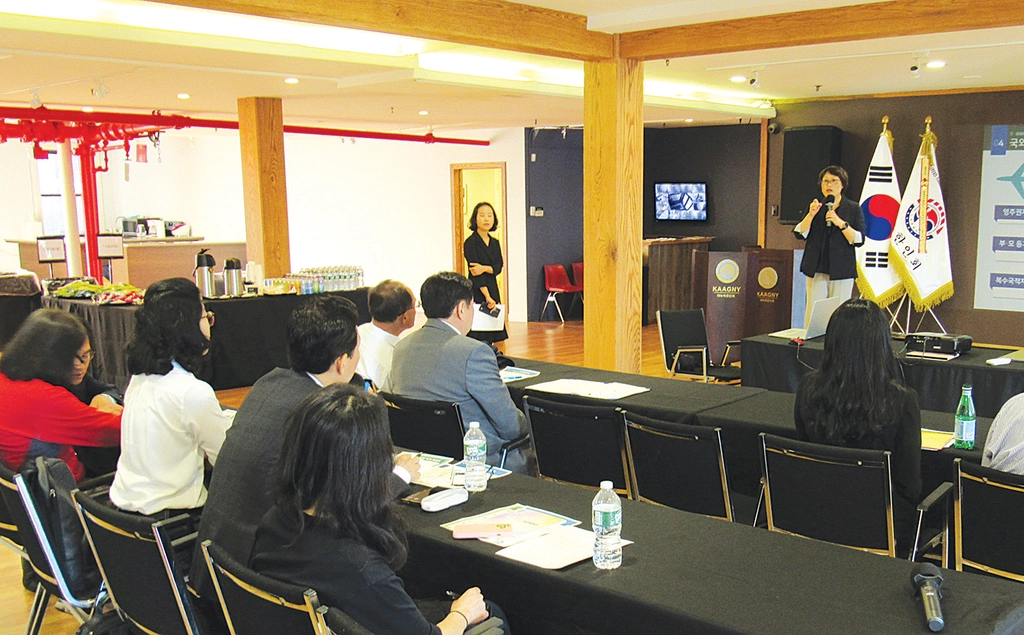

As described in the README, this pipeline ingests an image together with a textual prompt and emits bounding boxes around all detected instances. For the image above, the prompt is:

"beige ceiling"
[1,1,1022,133]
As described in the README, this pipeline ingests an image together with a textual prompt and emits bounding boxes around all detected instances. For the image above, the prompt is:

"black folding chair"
[656,309,741,384]
[621,410,734,520]
[0,463,28,558]
[522,394,630,494]
[760,433,897,556]
[201,540,330,635]
[6,458,107,634]
[75,491,205,635]
[954,458,1024,581]
[381,392,529,468]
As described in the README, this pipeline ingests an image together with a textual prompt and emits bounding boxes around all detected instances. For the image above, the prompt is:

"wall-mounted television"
[654,182,707,220]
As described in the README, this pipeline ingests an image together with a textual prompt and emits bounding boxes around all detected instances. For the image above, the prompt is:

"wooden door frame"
[451,162,509,315]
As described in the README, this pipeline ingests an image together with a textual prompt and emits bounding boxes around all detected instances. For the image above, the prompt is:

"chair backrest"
[14,458,103,605]
[0,462,26,554]
[543,264,573,292]
[621,410,732,519]
[379,392,465,459]
[202,540,329,635]
[955,458,1024,581]
[74,491,200,635]
[656,309,711,374]
[522,395,630,494]
[571,261,584,288]
[760,433,895,556]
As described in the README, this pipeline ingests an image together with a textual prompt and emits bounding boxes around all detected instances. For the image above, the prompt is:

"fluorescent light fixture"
[418,52,532,82]
[177,93,190,100]
[730,75,747,83]
[284,77,299,84]
[82,106,94,112]
[926,60,946,69]
[418,110,429,116]
[0,0,427,57]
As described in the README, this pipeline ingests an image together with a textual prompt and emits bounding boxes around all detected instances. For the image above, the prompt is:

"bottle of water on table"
[954,384,976,450]
[463,421,488,492]
[592,480,622,570]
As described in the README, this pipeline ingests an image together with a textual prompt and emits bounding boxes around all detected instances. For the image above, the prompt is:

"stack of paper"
[526,378,650,400]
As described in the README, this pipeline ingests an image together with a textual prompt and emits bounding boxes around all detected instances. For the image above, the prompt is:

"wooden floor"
[0,319,675,635]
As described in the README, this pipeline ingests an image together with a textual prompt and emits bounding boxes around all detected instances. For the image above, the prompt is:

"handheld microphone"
[822,194,836,227]
[911,563,945,632]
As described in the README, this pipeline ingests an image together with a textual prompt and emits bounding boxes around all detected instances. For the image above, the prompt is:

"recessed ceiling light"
[177,93,191,100]
[418,110,429,116]
[730,75,747,83]
[684,118,694,123]
[284,77,299,84]
[926,60,946,69]
[82,106,95,113]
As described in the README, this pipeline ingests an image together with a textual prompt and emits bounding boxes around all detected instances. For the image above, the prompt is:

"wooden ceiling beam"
[620,0,1024,61]
[149,0,614,61]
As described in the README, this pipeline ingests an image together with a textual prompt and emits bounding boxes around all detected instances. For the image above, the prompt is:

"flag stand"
[886,295,947,335]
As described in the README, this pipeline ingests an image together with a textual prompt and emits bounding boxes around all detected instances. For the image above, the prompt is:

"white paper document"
[495,525,633,570]
[472,303,506,332]
[526,378,650,400]
[500,367,541,383]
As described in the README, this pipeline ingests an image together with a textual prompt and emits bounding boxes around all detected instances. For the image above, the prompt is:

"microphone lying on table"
[911,562,944,632]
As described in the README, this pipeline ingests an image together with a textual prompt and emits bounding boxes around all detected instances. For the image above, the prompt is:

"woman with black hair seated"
[0,308,121,480]
[794,298,921,550]
[251,383,502,635]
[109,278,234,517]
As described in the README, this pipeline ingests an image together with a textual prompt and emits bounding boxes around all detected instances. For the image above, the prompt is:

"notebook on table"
[769,295,844,340]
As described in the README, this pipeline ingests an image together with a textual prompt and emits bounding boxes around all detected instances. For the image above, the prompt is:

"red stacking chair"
[541,264,583,322]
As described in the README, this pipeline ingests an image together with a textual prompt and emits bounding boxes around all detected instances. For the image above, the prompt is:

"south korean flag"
[855,123,905,307]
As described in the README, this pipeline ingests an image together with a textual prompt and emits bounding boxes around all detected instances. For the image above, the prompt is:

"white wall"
[0,126,528,320]
[0,143,41,271]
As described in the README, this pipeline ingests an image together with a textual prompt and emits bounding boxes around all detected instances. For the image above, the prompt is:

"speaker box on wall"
[779,126,843,225]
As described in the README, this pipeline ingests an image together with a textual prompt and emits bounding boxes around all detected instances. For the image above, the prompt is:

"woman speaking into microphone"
[793,165,865,325]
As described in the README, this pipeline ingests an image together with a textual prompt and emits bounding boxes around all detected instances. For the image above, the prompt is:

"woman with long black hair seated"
[251,383,502,635]
[109,277,234,517]
[794,298,921,550]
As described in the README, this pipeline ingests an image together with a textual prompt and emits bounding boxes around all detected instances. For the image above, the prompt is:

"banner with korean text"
[855,119,904,307]
[974,125,1024,311]
[889,118,953,311]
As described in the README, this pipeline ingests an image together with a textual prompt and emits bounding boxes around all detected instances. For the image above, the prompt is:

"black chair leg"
[26,583,51,635]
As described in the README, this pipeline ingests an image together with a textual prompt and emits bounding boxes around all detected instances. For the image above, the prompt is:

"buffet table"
[43,290,369,390]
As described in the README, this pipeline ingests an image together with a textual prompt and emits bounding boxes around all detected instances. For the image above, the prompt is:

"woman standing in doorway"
[463,202,508,346]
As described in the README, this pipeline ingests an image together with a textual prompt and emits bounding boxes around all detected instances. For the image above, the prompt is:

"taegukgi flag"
[856,117,905,307]
[889,117,954,311]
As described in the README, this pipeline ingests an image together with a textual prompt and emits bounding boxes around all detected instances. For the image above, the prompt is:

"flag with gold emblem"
[856,118,905,307]
[889,117,954,310]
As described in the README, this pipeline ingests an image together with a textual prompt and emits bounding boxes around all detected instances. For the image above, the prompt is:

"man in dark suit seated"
[390,271,529,473]
[190,295,419,599]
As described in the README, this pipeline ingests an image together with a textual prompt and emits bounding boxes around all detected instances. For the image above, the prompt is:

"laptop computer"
[769,295,844,340]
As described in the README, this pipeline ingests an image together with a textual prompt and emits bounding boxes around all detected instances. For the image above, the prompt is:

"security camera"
[910,64,920,78]
[749,71,761,88]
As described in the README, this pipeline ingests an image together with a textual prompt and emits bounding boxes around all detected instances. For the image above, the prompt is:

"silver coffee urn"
[224,258,244,297]
[195,249,216,298]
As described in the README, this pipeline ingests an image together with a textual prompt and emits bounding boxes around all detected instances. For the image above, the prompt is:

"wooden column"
[582,54,643,372]
[238,96,290,277]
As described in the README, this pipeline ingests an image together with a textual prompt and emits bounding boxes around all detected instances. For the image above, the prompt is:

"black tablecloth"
[399,472,1024,635]
[741,334,1024,417]
[42,290,369,391]
[0,273,42,348]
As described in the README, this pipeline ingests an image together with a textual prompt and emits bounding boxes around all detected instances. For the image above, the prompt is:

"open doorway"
[451,162,508,317]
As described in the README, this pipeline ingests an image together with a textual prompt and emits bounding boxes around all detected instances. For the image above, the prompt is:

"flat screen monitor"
[654,182,707,221]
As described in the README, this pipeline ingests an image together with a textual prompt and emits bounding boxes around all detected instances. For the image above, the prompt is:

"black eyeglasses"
[75,350,95,365]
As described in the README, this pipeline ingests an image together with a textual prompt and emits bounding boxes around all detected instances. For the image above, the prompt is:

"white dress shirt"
[356,322,400,391]
[110,361,234,514]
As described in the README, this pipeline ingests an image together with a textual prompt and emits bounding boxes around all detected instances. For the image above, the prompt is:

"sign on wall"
[975,125,1024,311]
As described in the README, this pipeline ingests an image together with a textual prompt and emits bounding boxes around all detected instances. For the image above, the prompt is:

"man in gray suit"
[190,295,418,599]
[391,271,529,473]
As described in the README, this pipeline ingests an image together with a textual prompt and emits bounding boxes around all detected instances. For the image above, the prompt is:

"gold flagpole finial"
[882,115,889,128]
[925,116,932,131]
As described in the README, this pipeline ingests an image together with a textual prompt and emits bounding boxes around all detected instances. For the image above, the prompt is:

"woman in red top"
[0,309,121,482]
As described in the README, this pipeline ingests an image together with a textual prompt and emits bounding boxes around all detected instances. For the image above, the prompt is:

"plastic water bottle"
[592,480,622,570]
[954,384,976,450]
[463,422,488,492]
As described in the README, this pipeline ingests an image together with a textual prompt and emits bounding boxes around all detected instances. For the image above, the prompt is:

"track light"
[91,78,109,98]
[29,89,42,109]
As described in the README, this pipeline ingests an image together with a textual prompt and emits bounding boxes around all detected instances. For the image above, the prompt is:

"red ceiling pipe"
[77,149,103,280]
[0,106,490,146]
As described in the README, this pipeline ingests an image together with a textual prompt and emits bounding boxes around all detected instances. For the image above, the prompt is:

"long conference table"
[741,333,1024,418]
[399,471,1024,635]
[506,359,989,499]
[42,291,370,391]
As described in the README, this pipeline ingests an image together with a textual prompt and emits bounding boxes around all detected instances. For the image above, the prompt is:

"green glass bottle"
[954,384,976,450]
